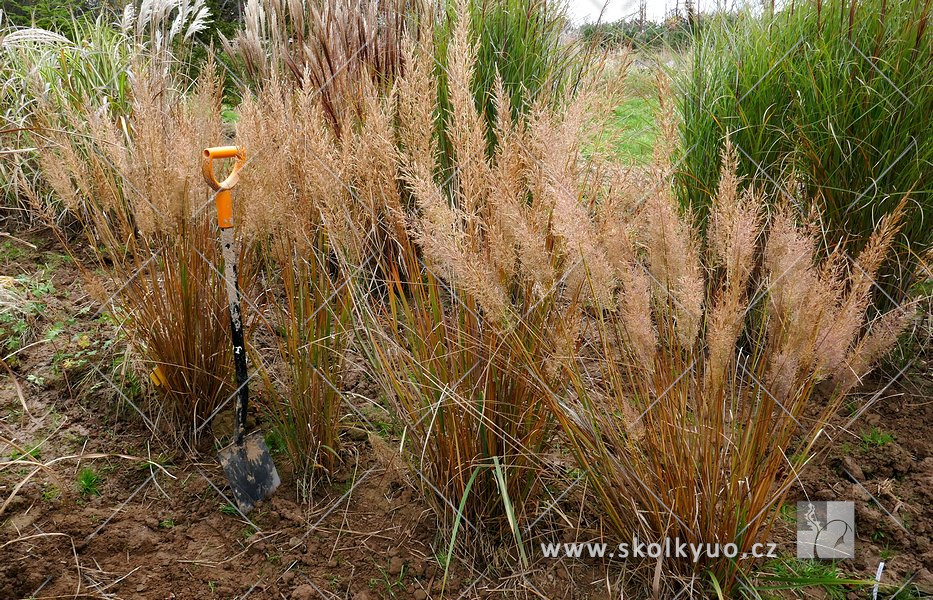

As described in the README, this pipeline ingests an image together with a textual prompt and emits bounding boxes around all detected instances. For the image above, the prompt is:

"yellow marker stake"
[150,365,168,389]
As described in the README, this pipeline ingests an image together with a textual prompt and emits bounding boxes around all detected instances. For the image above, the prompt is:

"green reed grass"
[678,0,932,302]
[434,0,580,166]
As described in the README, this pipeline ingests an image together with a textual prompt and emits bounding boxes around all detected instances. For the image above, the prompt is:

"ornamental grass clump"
[0,17,133,223]
[339,17,629,555]
[255,234,350,495]
[33,66,252,446]
[1,2,212,223]
[222,0,424,137]
[536,130,914,593]
[232,67,399,490]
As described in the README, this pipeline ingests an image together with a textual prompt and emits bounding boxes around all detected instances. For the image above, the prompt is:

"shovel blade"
[218,430,280,514]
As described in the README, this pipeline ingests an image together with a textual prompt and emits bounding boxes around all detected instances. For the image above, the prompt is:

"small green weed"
[76,468,102,497]
[44,322,68,341]
[373,420,400,438]
[779,503,796,523]
[369,559,408,597]
[0,241,25,261]
[326,573,341,590]
[27,276,54,299]
[9,444,41,461]
[42,484,61,502]
[860,428,894,450]
[753,557,867,599]
[264,429,287,455]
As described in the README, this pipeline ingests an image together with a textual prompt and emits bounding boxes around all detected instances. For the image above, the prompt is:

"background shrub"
[580,11,699,51]
[1,0,95,34]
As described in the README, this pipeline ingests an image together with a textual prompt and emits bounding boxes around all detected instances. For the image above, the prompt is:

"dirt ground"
[1,230,930,599]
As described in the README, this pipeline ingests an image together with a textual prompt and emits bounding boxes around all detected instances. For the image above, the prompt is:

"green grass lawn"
[587,65,661,165]
[607,96,659,163]
[587,95,659,165]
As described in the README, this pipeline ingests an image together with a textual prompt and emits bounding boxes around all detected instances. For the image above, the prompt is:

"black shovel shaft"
[220,227,249,444]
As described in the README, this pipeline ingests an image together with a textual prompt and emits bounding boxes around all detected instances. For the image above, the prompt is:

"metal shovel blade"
[218,430,281,514]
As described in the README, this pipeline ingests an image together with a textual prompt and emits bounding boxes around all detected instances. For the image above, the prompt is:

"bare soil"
[1,230,930,599]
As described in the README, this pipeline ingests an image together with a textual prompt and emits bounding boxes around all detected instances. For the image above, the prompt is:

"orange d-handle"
[202,146,246,229]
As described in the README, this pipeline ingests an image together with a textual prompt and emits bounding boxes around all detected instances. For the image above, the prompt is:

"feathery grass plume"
[528,74,618,307]
[705,138,762,393]
[342,17,627,558]
[255,233,350,496]
[536,148,912,593]
[642,109,704,349]
[222,0,424,137]
[120,0,212,69]
[396,34,438,176]
[33,64,255,446]
[234,68,406,283]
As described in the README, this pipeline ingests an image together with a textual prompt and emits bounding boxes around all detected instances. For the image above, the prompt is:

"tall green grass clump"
[679,0,932,301]
[434,0,580,164]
